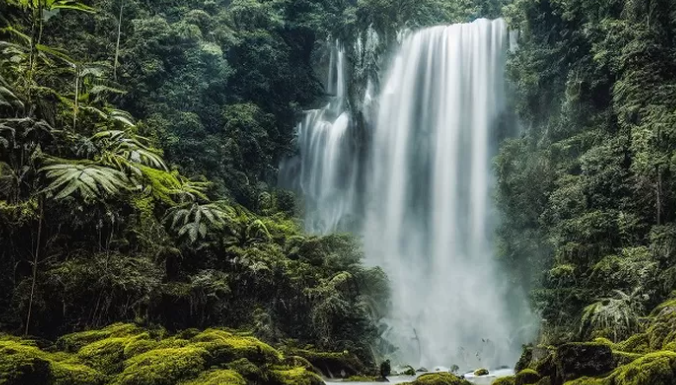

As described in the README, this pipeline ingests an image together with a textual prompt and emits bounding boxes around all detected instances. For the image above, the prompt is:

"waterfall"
[365,18,516,370]
[280,43,358,234]
[283,19,530,370]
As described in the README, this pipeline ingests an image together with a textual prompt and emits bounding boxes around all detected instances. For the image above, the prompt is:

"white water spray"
[365,18,516,370]
[283,19,530,371]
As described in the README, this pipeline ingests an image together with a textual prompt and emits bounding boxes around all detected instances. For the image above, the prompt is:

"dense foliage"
[498,0,676,345]
[0,0,401,367]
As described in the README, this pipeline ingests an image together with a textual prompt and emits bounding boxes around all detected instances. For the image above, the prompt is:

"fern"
[41,160,128,200]
[165,201,236,244]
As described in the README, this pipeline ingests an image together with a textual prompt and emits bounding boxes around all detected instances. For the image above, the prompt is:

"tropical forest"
[1,0,676,385]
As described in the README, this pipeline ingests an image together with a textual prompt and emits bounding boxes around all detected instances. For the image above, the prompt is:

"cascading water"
[283,19,531,372]
[365,18,519,370]
[280,43,358,234]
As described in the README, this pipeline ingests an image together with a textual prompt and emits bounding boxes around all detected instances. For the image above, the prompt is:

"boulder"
[554,342,614,383]
[474,368,489,376]
[515,369,540,385]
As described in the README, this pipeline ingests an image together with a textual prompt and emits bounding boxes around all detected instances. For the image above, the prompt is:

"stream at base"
[324,368,515,385]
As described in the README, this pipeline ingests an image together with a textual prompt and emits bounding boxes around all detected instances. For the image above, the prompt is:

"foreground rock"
[404,372,472,385]
[0,323,336,385]
[503,297,676,385]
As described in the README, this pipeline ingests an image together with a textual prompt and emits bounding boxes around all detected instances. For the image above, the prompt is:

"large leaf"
[41,160,128,200]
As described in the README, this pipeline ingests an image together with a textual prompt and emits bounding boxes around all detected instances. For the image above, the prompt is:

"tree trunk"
[114,0,124,81]
[657,165,663,225]
[24,198,43,336]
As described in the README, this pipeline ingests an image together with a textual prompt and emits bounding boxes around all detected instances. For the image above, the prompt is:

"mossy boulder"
[611,351,643,367]
[405,372,472,385]
[492,376,515,385]
[610,350,676,385]
[474,368,489,376]
[286,348,366,378]
[516,345,556,374]
[0,340,52,385]
[346,375,379,381]
[402,365,417,376]
[57,324,144,352]
[271,367,324,385]
[113,347,207,385]
[0,338,105,385]
[227,358,267,382]
[181,369,246,385]
[515,369,540,385]
[554,342,614,383]
[562,377,604,385]
[615,334,650,354]
[191,329,281,366]
[50,360,106,385]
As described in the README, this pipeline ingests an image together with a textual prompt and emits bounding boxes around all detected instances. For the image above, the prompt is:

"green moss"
[78,337,128,374]
[271,367,324,385]
[123,337,159,358]
[58,324,143,352]
[612,351,643,367]
[50,360,106,385]
[474,368,489,376]
[345,375,379,381]
[0,339,105,385]
[406,372,472,385]
[113,347,207,385]
[491,376,515,385]
[181,369,246,385]
[283,356,322,375]
[610,351,676,385]
[562,377,604,385]
[616,333,650,353]
[0,340,52,385]
[227,358,266,382]
[191,329,281,365]
[515,369,540,385]
[285,348,366,378]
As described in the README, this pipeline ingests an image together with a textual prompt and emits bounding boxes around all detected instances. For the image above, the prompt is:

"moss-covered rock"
[555,342,614,382]
[78,337,128,374]
[0,338,105,385]
[615,334,650,354]
[271,367,324,385]
[181,369,246,385]
[50,360,106,385]
[405,372,472,385]
[57,324,144,352]
[402,365,417,376]
[492,376,515,385]
[610,350,676,385]
[515,369,540,385]
[227,358,267,382]
[345,375,379,381]
[611,351,643,367]
[561,377,604,385]
[0,340,52,385]
[474,368,489,376]
[113,347,207,385]
[286,348,366,378]
[191,329,281,366]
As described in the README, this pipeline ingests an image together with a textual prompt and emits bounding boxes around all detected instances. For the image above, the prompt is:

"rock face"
[555,343,614,383]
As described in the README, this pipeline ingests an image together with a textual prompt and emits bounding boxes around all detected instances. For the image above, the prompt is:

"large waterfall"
[365,18,518,370]
[284,19,528,371]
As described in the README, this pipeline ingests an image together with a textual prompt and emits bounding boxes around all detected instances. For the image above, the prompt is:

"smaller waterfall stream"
[280,43,358,234]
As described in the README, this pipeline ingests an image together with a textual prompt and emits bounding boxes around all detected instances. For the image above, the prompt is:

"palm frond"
[41,160,128,200]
